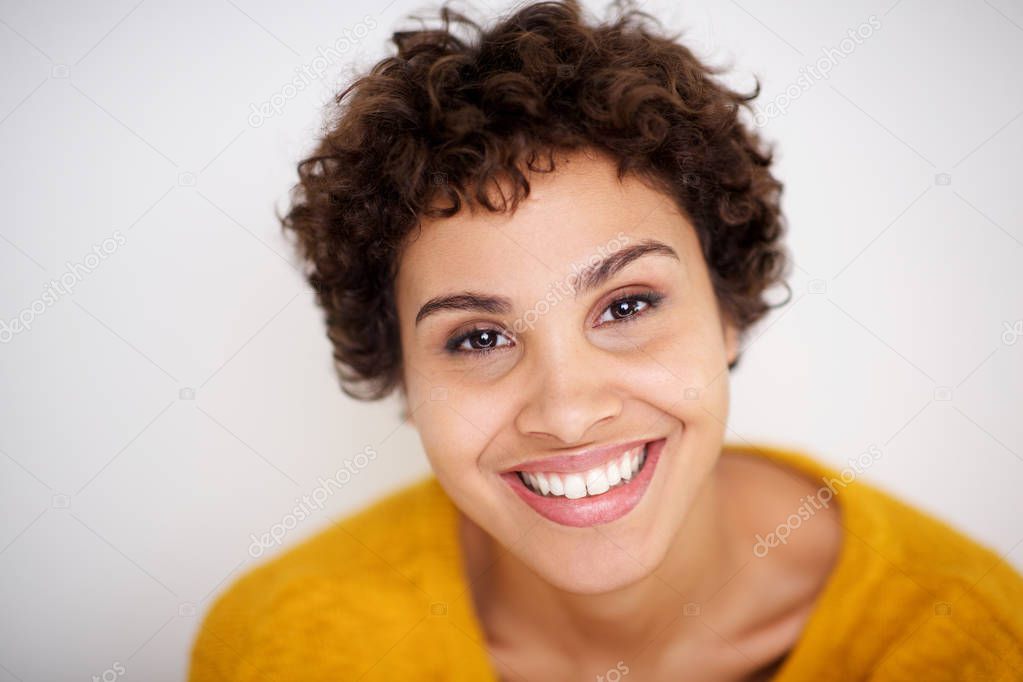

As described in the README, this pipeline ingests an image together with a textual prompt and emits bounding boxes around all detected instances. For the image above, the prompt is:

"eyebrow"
[413,239,680,326]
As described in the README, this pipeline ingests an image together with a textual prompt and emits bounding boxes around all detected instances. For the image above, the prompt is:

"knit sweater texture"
[189,443,1023,680]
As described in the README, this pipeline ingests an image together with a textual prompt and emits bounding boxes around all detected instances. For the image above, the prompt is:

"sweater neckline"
[427,442,866,680]
[721,443,865,681]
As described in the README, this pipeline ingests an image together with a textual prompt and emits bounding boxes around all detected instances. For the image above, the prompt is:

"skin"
[394,148,842,680]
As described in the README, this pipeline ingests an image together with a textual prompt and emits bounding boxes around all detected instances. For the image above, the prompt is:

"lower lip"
[501,438,666,528]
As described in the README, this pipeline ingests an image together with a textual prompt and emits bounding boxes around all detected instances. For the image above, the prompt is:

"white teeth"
[518,443,650,498]
[606,460,621,486]
[584,468,610,495]
[563,473,587,499]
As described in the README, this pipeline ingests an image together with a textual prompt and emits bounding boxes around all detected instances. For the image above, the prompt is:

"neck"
[460,457,739,658]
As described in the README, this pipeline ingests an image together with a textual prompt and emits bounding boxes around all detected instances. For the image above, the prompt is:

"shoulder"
[833,480,1023,678]
[845,475,1023,675]
[188,475,472,681]
[736,442,1023,678]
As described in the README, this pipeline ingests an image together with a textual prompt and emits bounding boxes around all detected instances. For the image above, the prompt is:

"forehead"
[395,151,687,300]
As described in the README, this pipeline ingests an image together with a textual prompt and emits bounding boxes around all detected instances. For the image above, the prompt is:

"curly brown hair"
[279,0,790,401]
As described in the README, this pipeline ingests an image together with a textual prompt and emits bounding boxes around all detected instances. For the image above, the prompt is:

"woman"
[189,1,1023,679]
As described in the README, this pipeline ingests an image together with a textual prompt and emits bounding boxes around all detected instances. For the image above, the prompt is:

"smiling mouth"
[515,442,650,499]
[502,438,666,527]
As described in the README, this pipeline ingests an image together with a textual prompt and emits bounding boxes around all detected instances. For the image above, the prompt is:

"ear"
[397,378,415,426]
[723,319,740,367]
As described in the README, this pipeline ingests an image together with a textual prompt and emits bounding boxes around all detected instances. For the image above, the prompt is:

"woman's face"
[395,149,739,594]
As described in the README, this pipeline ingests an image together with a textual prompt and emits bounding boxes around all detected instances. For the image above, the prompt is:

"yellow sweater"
[189,443,1023,680]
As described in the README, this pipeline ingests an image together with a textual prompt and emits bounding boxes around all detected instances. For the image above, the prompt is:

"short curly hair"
[279,0,790,401]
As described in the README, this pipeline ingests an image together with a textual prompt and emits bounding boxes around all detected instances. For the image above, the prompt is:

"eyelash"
[444,291,666,357]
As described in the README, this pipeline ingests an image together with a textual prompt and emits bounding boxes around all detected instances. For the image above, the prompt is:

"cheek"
[412,393,507,482]
[402,343,516,485]
[620,315,731,412]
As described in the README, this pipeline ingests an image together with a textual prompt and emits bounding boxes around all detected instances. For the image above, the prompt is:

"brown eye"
[446,327,513,355]
[596,292,663,326]
[467,329,499,350]
[610,298,644,319]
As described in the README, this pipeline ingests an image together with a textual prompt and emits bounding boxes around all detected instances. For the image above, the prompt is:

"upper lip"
[502,439,652,475]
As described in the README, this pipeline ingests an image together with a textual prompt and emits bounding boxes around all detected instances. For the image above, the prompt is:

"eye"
[595,291,663,326]
[443,291,664,357]
[446,326,513,356]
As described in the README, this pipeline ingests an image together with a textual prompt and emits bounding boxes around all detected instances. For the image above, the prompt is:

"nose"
[513,335,623,444]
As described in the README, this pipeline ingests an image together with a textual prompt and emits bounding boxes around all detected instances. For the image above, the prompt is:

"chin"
[521,526,673,594]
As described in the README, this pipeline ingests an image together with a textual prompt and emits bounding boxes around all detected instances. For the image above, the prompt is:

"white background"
[1,0,1021,679]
